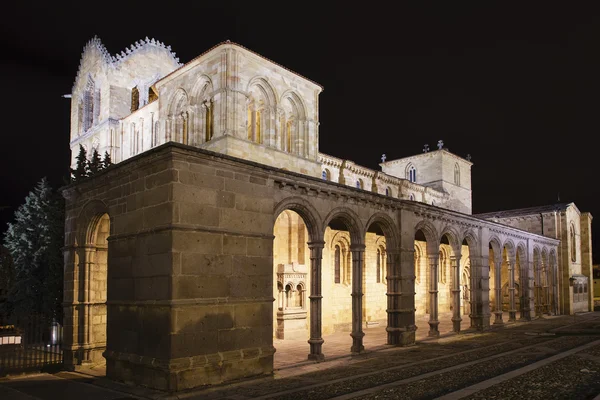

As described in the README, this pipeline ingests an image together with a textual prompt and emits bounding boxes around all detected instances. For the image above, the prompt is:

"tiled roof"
[475,203,571,219]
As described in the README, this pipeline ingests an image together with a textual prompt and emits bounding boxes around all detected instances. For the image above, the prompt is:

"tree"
[71,144,89,182]
[89,148,102,176]
[101,151,112,170]
[3,177,64,322]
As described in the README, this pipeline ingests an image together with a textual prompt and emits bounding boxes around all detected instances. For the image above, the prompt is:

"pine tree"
[71,144,89,182]
[2,178,64,321]
[101,151,112,170]
[89,148,102,176]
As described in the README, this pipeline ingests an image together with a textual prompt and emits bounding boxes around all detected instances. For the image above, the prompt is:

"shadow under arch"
[323,206,364,246]
[364,212,399,250]
[414,219,439,254]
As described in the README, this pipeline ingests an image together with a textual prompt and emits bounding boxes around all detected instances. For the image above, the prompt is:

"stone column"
[508,257,517,321]
[62,245,79,369]
[307,241,325,361]
[494,256,503,325]
[542,262,549,314]
[522,259,533,320]
[386,251,401,344]
[470,256,491,330]
[427,253,439,337]
[387,247,416,346]
[534,259,543,318]
[450,254,462,333]
[79,246,95,364]
[350,244,365,353]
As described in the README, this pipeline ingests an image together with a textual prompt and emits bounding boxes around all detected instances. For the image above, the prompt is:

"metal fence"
[0,315,63,376]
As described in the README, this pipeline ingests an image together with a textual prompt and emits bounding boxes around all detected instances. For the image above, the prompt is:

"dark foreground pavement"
[2,312,600,400]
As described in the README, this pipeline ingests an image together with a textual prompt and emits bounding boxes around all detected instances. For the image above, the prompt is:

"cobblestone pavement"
[2,313,600,400]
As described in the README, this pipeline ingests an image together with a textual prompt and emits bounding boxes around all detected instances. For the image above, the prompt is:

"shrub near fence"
[0,315,63,376]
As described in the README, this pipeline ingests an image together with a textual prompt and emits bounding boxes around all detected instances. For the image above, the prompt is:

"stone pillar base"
[470,316,490,331]
[428,320,440,337]
[493,311,504,325]
[307,353,325,361]
[104,347,274,392]
[451,317,462,333]
[64,346,106,371]
[386,326,416,346]
[508,311,517,322]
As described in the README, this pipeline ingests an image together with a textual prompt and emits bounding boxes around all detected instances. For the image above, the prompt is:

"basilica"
[62,37,594,391]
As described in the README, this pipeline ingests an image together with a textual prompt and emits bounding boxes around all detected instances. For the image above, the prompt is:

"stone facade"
[476,204,594,315]
[61,38,589,392]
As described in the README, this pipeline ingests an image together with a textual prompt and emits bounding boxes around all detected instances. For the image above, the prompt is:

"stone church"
[62,37,594,391]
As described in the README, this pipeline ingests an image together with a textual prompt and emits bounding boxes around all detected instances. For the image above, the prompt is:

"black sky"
[1,2,599,261]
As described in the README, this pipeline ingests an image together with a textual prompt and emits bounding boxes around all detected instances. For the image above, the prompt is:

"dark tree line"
[1,178,64,323]
[71,144,112,182]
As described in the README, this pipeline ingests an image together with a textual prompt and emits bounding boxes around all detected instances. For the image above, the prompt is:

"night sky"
[1,3,599,262]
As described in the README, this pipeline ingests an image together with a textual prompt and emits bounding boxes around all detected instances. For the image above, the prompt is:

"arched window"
[406,164,416,183]
[296,284,304,308]
[285,284,292,308]
[570,225,577,262]
[409,194,415,201]
[322,170,327,180]
[334,245,341,284]
[356,179,362,189]
[83,78,95,132]
[385,187,390,196]
[204,100,213,142]
[454,163,460,186]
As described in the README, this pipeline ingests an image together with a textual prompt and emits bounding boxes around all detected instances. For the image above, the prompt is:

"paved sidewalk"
[0,311,567,400]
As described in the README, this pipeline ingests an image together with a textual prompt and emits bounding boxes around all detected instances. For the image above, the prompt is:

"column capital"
[350,243,366,251]
[307,240,325,249]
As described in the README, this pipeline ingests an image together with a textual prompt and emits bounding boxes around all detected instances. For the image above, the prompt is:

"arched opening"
[436,232,461,334]
[500,243,518,322]
[516,245,528,320]
[272,201,324,363]
[549,250,558,315]
[66,211,110,368]
[533,248,542,317]
[488,239,504,325]
[361,220,389,334]
[323,210,364,354]
[541,249,550,315]
[273,210,310,344]
[414,225,444,337]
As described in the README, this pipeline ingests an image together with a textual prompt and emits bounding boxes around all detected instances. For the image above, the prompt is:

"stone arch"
[488,235,502,259]
[190,75,214,104]
[502,239,517,260]
[405,163,416,182]
[280,89,307,119]
[248,76,278,107]
[516,243,527,261]
[77,199,110,246]
[461,229,479,257]
[365,212,399,250]
[167,88,189,117]
[439,225,461,255]
[323,207,364,245]
[413,219,439,253]
[274,196,323,242]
